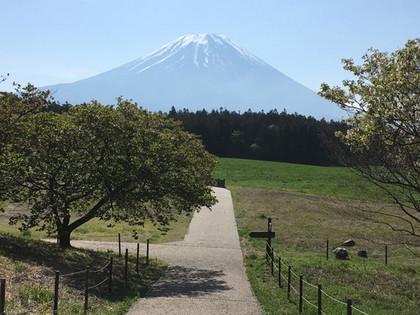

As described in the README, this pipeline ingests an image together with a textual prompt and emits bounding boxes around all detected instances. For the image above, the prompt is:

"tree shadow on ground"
[145,265,231,297]
[0,233,165,301]
[0,233,115,276]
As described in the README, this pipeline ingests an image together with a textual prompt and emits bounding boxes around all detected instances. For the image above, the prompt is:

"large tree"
[319,39,420,239]
[1,98,216,247]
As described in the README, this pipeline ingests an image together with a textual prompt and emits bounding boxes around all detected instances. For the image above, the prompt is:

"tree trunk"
[57,229,72,248]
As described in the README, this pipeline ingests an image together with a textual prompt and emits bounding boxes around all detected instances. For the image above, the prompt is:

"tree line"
[46,102,348,166]
[167,107,348,166]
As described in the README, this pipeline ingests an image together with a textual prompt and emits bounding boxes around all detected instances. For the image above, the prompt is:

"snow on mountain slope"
[44,33,344,120]
[123,34,270,72]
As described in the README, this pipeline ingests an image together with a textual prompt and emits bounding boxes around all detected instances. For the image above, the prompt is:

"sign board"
[249,231,275,239]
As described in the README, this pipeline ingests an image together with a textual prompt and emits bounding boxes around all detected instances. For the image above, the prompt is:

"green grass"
[214,158,419,315]
[1,157,417,314]
[214,157,384,200]
[0,209,192,245]
[0,233,167,315]
[233,187,420,315]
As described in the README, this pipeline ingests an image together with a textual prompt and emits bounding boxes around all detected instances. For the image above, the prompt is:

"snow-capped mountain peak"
[125,33,273,73]
[43,33,344,120]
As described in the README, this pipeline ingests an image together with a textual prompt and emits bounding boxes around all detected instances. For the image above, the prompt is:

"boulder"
[342,239,355,246]
[333,247,348,260]
[358,250,368,258]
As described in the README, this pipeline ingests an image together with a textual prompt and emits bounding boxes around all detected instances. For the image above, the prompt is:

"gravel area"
[69,187,263,314]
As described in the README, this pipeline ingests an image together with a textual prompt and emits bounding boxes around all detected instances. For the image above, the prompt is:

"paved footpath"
[70,187,263,315]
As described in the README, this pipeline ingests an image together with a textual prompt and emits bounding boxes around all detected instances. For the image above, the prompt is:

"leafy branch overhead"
[0,82,50,151]
[0,90,217,247]
[319,38,420,238]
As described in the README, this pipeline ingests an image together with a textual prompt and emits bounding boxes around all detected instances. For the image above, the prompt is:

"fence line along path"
[71,187,263,315]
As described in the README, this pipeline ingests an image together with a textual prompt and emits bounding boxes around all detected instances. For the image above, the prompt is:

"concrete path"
[71,187,263,315]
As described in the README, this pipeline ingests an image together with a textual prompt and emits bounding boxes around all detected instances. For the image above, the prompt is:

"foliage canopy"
[0,91,216,247]
[319,38,420,239]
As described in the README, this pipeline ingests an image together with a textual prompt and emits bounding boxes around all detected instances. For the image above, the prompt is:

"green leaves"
[1,91,217,246]
[0,83,50,151]
[319,38,420,238]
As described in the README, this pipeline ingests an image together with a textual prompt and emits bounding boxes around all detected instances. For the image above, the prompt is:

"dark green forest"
[47,103,347,166]
[167,107,347,166]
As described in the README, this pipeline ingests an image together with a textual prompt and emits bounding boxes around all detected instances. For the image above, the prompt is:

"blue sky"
[1,0,419,93]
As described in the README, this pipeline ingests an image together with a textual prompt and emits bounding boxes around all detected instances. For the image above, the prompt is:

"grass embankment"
[0,233,167,314]
[0,177,192,314]
[216,158,420,315]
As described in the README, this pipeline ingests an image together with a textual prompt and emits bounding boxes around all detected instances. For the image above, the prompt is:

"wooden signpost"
[249,217,275,260]
[248,231,276,238]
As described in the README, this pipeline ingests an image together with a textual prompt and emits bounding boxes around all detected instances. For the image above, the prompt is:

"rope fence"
[56,258,114,313]
[88,277,109,290]
[91,261,111,273]
[1,237,152,315]
[61,269,86,277]
[266,243,370,315]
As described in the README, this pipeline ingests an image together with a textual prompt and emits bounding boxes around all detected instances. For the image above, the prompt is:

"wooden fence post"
[146,239,150,266]
[136,243,140,274]
[278,257,282,288]
[124,249,128,284]
[318,284,322,315]
[118,233,121,257]
[84,268,90,312]
[53,271,59,314]
[0,278,5,315]
[299,275,303,313]
[270,248,274,276]
[287,266,291,300]
[109,257,113,294]
[326,239,329,260]
[347,298,352,315]
[266,218,272,260]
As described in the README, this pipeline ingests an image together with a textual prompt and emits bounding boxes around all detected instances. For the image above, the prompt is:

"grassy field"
[1,157,418,314]
[0,157,380,244]
[0,233,166,314]
[214,157,386,200]
[217,158,420,315]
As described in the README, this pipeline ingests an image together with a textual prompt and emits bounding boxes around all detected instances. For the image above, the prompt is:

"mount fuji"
[44,33,344,120]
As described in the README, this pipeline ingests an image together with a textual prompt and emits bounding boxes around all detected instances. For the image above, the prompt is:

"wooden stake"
[146,239,150,266]
[109,257,113,294]
[278,257,282,288]
[299,276,303,313]
[84,268,90,312]
[136,243,140,273]
[270,248,274,276]
[118,233,121,257]
[124,248,128,283]
[287,266,291,300]
[326,239,329,260]
[0,278,6,315]
[318,284,322,315]
[53,271,59,314]
[347,298,352,315]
